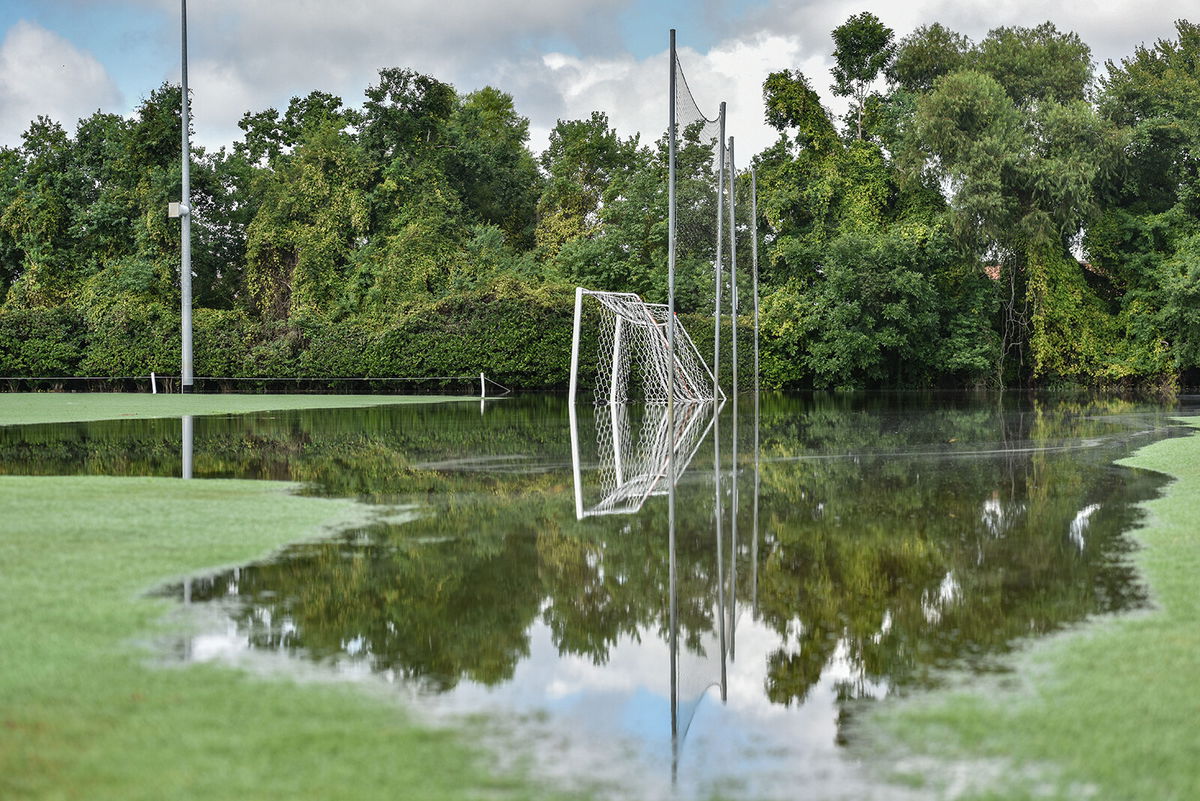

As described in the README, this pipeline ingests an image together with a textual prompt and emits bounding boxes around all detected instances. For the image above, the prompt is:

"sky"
[0,0,1197,161]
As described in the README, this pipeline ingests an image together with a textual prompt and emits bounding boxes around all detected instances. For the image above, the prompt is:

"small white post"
[569,287,584,404]
[151,372,157,394]
[480,372,486,400]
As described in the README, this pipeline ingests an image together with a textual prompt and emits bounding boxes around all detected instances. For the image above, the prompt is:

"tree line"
[1,15,1198,390]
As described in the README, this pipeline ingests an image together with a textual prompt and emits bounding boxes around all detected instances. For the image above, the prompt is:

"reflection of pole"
[181,415,193,479]
[714,404,727,702]
[670,507,680,786]
[569,402,584,520]
[751,168,760,613]
[610,402,625,486]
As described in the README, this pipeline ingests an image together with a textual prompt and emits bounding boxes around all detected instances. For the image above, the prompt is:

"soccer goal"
[568,287,723,405]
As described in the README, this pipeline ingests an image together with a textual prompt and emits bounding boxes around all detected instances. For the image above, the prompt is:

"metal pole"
[751,168,760,398]
[729,136,738,402]
[667,27,679,744]
[714,103,726,399]
[568,287,584,404]
[179,0,193,393]
[751,168,760,613]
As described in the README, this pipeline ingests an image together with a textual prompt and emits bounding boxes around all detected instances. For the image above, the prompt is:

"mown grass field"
[0,393,561,801]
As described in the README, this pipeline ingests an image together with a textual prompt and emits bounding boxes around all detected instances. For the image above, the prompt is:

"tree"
[914,67,1121,381]
[444,87,541,248]
[887,23,971,93]
[831,12,895,139]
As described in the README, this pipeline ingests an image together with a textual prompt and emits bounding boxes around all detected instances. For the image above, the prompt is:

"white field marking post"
[569,286,584,404]
[480,372,486,400]
[151,372,157,394]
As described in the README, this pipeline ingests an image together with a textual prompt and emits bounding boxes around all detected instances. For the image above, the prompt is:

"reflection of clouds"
[168,604,909,800]
[1069,504,1101,551]
[980,494,1026,538]
[922,571,961,625]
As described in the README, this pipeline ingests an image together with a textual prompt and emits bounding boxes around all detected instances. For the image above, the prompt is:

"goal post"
[569,288,724,405]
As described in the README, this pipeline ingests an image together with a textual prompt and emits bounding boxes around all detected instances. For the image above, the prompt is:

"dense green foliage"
[2,17,1200,389]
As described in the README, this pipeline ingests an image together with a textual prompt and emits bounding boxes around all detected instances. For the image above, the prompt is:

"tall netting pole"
[728,137,738,401]
[713,103,726,399]
[667,27,679,746]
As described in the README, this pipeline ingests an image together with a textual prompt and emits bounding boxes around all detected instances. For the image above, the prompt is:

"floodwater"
[1,394,1195,799]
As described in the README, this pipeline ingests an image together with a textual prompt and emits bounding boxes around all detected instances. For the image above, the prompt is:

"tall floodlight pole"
[666,27,679,745]
[179,0,193,393]
[714,103,726,398]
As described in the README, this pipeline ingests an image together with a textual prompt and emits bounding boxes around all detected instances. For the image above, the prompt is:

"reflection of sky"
[175,605,906,800]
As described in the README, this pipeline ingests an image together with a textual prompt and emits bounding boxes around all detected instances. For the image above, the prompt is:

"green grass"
[869,417,1200,800]
[0,476,562,801]
[0,394,559,801]
[0,392,475,426]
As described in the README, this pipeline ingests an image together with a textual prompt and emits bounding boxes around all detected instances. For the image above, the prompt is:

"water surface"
[1,393,1193,799]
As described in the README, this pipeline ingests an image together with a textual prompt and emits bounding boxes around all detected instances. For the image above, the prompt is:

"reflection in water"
[181,415,193,480]
[0,395,1192,799]
[570,401,718,518]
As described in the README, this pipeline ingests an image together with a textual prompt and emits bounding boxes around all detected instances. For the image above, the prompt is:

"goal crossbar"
[569,287,724,405]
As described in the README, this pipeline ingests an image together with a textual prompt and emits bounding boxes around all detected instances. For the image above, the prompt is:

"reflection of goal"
[569,401,718,518]
[568,287,722,404]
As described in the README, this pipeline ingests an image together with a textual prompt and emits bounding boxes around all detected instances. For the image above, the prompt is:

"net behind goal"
[569,288,723,405]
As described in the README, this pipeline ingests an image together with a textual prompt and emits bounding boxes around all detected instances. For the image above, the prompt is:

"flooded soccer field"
[1,393,1194,799]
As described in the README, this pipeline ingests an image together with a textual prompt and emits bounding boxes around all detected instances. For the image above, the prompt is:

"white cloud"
[509,33,810,160]
[129,0,633,151]
[0,20,123,146]
[8,0,1200,160]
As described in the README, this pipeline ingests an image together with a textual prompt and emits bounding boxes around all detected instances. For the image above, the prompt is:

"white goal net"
[569,288,723,405]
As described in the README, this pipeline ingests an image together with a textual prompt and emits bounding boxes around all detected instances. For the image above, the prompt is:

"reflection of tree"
[4,395,1168,709]
[749,394,1165,706]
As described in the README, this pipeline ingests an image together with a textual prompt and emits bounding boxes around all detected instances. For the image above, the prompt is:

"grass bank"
[0,396,557,801]
[870,417,1200,800]
[0,392,473,426]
